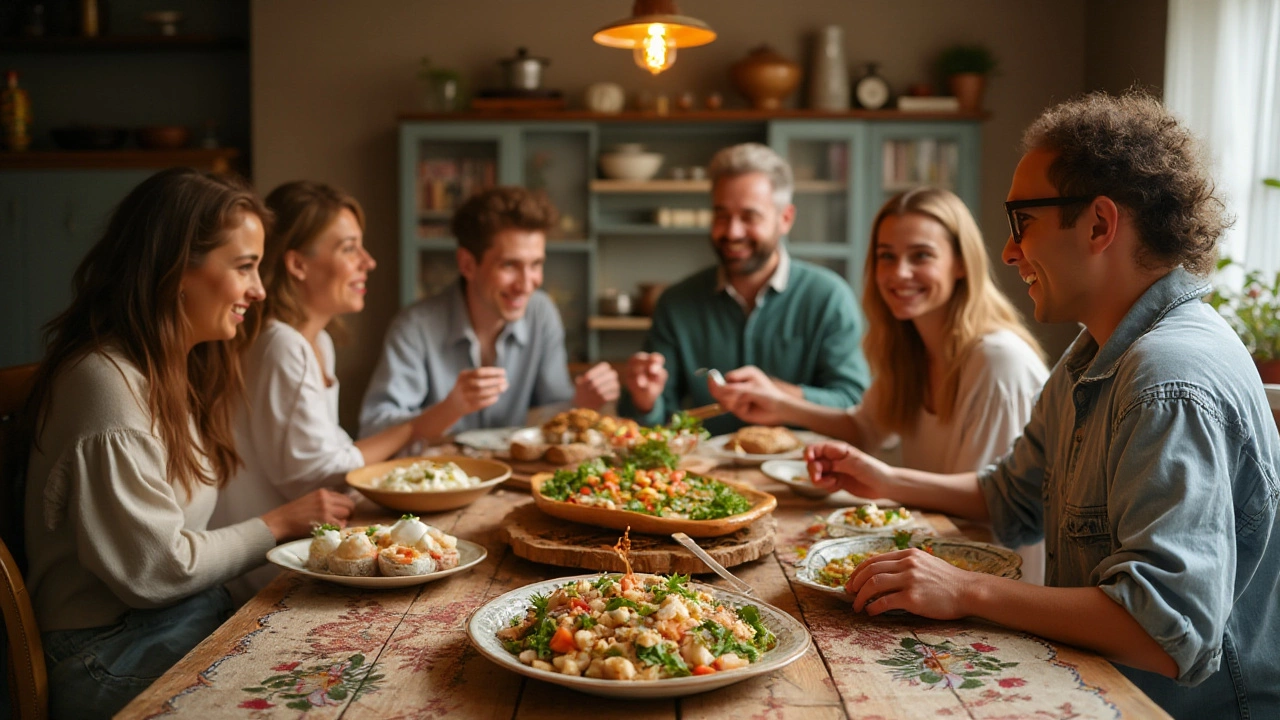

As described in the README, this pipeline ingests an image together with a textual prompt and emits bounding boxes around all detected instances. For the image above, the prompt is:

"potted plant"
[1207,255,1280,382]
[935,44,997,112]
[418,57,464,113]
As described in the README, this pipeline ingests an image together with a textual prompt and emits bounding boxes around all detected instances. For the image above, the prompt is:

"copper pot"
[730,45,801,110]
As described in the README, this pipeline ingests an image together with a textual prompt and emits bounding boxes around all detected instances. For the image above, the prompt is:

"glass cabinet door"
[866,122,981,214]
[399,123,521,304]
[769,121,866,288]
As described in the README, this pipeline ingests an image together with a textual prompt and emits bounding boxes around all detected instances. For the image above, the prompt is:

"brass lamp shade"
[593,0,716,49]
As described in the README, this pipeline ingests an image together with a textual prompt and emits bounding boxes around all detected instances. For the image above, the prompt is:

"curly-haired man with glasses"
[804,90,1279,718]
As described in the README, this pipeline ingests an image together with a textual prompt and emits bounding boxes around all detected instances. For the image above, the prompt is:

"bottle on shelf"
[1,71,33,152]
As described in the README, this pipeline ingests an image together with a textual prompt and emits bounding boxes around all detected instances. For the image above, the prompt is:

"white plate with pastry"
[700,428,831,466]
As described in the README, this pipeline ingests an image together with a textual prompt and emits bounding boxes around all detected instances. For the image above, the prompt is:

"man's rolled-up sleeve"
[1096,395,1237,685]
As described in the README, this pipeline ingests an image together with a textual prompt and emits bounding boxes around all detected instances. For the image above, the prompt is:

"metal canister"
[500,47,549,91]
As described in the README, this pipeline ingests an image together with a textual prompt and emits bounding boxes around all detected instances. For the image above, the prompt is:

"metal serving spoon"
[671,532,758,598]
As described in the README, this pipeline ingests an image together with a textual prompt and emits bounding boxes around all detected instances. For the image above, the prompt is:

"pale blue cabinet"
[398,115,982,363]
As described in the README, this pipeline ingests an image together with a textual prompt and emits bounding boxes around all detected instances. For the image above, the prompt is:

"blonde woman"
[212,181,431,600]
[715,187,1048,580]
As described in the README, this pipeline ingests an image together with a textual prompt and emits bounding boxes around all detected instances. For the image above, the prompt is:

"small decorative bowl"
[135,125,190,150]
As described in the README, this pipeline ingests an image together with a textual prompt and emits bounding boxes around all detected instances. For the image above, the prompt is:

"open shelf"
[0,35,247,52]
[592,179,709,194]
[597,224,708,235]
[0,148,239,171]
[588,316,653,331]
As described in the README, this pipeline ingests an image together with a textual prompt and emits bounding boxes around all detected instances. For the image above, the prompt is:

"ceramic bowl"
[346,455,511,513]
[599,151,663,181]
[50,126,128,151]
[135,125,190,150]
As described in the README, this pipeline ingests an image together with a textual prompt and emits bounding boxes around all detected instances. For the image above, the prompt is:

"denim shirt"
[979,268,1280,719]
[358,280,575,437]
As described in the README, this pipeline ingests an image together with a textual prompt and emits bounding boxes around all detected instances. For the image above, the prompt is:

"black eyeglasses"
[1004,196,1094,244]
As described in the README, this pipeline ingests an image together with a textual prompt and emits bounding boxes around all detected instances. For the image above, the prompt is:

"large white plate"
[267,537,488,589]
[795,536,1022,597]
[467,574,812,698]
[454,426,523,452]
[699,430,832,466]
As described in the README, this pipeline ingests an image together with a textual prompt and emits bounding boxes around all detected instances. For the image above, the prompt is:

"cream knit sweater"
[24,349,276,631]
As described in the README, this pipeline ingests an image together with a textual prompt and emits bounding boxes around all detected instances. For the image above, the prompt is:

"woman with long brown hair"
[716,187,1048,578]
[20,168,353,719]
[212,180,432,600]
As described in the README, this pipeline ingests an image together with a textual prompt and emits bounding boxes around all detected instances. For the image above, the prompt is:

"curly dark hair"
[450,186,558,260]
[1022,90,1231,276]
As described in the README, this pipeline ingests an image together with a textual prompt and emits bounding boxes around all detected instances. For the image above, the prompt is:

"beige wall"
[253,0,1166,430]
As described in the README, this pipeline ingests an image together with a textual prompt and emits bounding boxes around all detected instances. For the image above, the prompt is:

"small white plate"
[699,430,832,466]
[467,574,811,698]
[760,459,832,499]
[824,505,924,536]
[266,537,488,589]
[454,426,523,452]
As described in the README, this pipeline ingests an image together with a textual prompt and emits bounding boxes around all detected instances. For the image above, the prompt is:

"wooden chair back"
[0,535,47,720]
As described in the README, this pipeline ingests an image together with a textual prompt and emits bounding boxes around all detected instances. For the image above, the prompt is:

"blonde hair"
[247,181,367,342]
[862,187,1045,433]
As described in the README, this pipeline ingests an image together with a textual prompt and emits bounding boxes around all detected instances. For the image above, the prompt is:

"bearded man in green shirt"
[619,143,870,434]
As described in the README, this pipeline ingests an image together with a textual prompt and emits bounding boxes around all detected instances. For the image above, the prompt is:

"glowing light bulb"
[633,24,676,75]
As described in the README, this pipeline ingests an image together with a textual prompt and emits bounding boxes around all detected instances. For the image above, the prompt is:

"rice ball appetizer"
[328,531,378,577]
[306,523,343,572]
[377,544,438,576]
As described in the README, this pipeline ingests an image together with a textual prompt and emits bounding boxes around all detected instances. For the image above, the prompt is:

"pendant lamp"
[593,0,716,75]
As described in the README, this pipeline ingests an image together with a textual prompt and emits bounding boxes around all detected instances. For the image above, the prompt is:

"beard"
[712,235,777,277]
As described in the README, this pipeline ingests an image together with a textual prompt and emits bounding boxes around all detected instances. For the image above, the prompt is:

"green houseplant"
[936,45,997,112]
[1207,178,1280,381]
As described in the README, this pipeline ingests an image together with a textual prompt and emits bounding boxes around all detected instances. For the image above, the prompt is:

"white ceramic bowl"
[599,151,664,181]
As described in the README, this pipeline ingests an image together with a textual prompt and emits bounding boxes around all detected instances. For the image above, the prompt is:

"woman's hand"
[805,442,894,497]
[844,549,980,619]
[259,488,355,541]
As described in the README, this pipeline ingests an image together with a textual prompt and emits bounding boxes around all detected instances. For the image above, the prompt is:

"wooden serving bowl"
[346,455,511,513]
[529,472,776,538]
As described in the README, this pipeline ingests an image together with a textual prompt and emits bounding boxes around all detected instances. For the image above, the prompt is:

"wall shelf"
[400,109,990,123]
[597,224,708,235]
[0,35,247,53]
[592,179,709,194]
[588,316,652,331]
[0,148,240,172]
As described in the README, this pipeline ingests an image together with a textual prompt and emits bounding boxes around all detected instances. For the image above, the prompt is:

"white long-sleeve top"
[211,321,364,600]
[213,320,364,523]
[24,349,276,631]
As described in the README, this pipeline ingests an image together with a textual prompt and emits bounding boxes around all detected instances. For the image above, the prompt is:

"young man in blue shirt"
[806,91,1280,718]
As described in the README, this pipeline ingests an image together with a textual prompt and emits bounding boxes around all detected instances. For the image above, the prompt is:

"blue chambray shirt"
[358,280,575,437]
[979,268,1280,718]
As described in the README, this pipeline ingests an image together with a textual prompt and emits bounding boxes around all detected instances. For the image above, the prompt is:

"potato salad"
[375,459,479,492]
[496,573,777,680]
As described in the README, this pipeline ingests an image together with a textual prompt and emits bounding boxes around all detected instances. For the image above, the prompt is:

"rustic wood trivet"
[500,502,775,574]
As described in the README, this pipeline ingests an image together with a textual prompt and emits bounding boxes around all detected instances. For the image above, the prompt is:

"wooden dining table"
[117,458,1170,720]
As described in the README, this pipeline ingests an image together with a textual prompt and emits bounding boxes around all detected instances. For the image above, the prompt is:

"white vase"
[809,25,849,111]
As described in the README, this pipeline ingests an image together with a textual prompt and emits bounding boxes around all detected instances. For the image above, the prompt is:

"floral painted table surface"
[117,463,1169,720]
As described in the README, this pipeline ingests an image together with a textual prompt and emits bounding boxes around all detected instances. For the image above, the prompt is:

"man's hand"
[446,366,508,416]
[710,365,791,424]
[805,442,894,497]
[260,488,355,541]
[622,352,668,413]
[845,548,977,618]
[572,361,620,409]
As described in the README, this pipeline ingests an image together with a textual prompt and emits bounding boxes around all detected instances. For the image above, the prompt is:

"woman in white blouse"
[715,187,1049,581]
[212,181,430,600]
[19,169,353,719]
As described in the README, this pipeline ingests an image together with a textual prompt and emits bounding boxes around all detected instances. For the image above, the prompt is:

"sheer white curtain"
[1166,0,1280,273]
